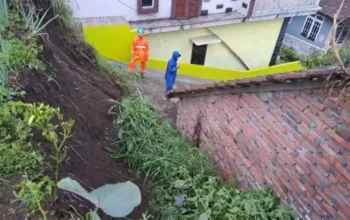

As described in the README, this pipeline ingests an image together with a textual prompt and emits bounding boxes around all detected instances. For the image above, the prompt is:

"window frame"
[300,14,325,42]
[335,24,349,45]
[137,0,159,14]
[190,43,207,66]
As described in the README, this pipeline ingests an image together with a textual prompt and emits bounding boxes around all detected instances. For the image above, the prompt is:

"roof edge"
[168,66,346,98]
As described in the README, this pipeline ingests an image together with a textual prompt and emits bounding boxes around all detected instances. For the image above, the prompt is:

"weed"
[49,119,74,189]
[51,0,82,37]
[0,101,74,182]
[98,57,134,93]
[300,46,350,68]
[0,0,9,33]
[279,46,300,62]
[109,98,296,220]
[1,37,45,71]
[0,35,10,88]
[14,176,55,220]
[19,4,58,38]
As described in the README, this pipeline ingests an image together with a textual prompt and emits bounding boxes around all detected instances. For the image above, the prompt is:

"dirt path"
[111,61,212,125]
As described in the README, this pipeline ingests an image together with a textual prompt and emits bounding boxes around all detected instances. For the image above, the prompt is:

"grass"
[0,0,9,32]
[109,98,296,220]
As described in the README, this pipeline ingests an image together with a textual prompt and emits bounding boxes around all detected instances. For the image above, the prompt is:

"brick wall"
[176,89,350,219]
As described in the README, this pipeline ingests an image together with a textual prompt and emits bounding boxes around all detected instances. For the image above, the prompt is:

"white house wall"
[71,0,171,21]
[201,0,249,16]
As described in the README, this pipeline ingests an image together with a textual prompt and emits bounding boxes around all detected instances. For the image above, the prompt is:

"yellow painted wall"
[82,23,303,81]
[147,19,284,70]
[84,24,137,63]
[147,29,246,70]
[208,18,284,69]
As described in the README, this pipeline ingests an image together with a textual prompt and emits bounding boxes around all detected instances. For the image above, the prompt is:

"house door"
[172,0,201,19]
[188,0,200,18]
[174,0,186,18]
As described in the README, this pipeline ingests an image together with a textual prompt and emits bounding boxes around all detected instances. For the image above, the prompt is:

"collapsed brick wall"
[176,89,350,219]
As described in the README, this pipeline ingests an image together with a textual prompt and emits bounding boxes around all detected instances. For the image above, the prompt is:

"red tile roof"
[168,66,346,98]
[320,0,350,21]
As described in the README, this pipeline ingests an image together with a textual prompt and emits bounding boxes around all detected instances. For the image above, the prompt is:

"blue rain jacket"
[165,51,181,93]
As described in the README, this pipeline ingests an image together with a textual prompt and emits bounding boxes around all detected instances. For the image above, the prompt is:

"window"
[191,44,207,65]
[141,0,153,8]
[172,0,201,19]
[301,14,324,42]
[137,0,158,14]
[335,24,349,45]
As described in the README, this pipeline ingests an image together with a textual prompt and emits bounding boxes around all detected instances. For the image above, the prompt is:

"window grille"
[301,14,324,42]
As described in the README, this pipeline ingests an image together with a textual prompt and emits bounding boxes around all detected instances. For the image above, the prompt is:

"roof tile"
[320,0,350,21]
[168,66,346,98]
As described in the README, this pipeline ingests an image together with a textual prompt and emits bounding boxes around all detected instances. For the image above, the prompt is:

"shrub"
[300,46,350,68]
[279,46,300,62]
[109,98,296,220]
[2,37,45,71]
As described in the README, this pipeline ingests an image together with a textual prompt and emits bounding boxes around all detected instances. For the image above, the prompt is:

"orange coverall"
[128,36,150,74]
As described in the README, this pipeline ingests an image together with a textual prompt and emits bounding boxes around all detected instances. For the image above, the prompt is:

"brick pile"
[171,67,350,219]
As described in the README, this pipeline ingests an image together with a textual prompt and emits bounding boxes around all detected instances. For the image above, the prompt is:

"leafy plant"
[14,176,55,220]
[300,46,350,68]
[279,46,300,62]
[0,35,9,88]
[109,98,296,219]
[19,4,58,38]
[0,101,74,183]
[51,0,82,37]
[0,0,9,33]
[57,177,142,218]
[1,37,46,71]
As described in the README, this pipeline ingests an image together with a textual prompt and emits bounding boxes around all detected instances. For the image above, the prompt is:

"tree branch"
[331,0,349,74]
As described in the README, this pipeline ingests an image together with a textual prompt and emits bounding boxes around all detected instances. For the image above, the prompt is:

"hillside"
[0,0,149,219]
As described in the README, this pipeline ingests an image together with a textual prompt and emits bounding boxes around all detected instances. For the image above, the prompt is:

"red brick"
[315,193,323,201]
[324,108,335,117]
[285,96,306,112]
[336,183,350,196]
[337,210,349,220]
[319,113,337,128]
[329,185,350,208]
[322,200,336,216]
[340,110,350,124]
[327,139,344,153]
[335,124,350,141]
[304,184,316,197]
[308,105,320,116]
[309,131,318,141]
[295,96,310,110]
[334,162,350,180]
[325,129,350,151]
[300,93,326,111]
[337,99,350,112]
[336,173,348,184]
[304,110,324,127]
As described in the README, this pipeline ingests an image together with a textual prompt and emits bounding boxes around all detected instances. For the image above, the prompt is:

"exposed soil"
[0,1,150,219]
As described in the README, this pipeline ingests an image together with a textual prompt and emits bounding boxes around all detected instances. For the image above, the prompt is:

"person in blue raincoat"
[165,51,181,95]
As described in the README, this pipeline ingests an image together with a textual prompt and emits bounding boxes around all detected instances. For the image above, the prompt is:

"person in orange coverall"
[128,27,149,76]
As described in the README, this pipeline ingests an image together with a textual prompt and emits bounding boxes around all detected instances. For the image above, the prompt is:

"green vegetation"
[279,46,300,62]
[0,93,74,218]
[14,176,55,219]
[300,46,350,68]
[109,98,296,220]
[279,45,350,69]
[0,1,74,218]
[4,37,45,70]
